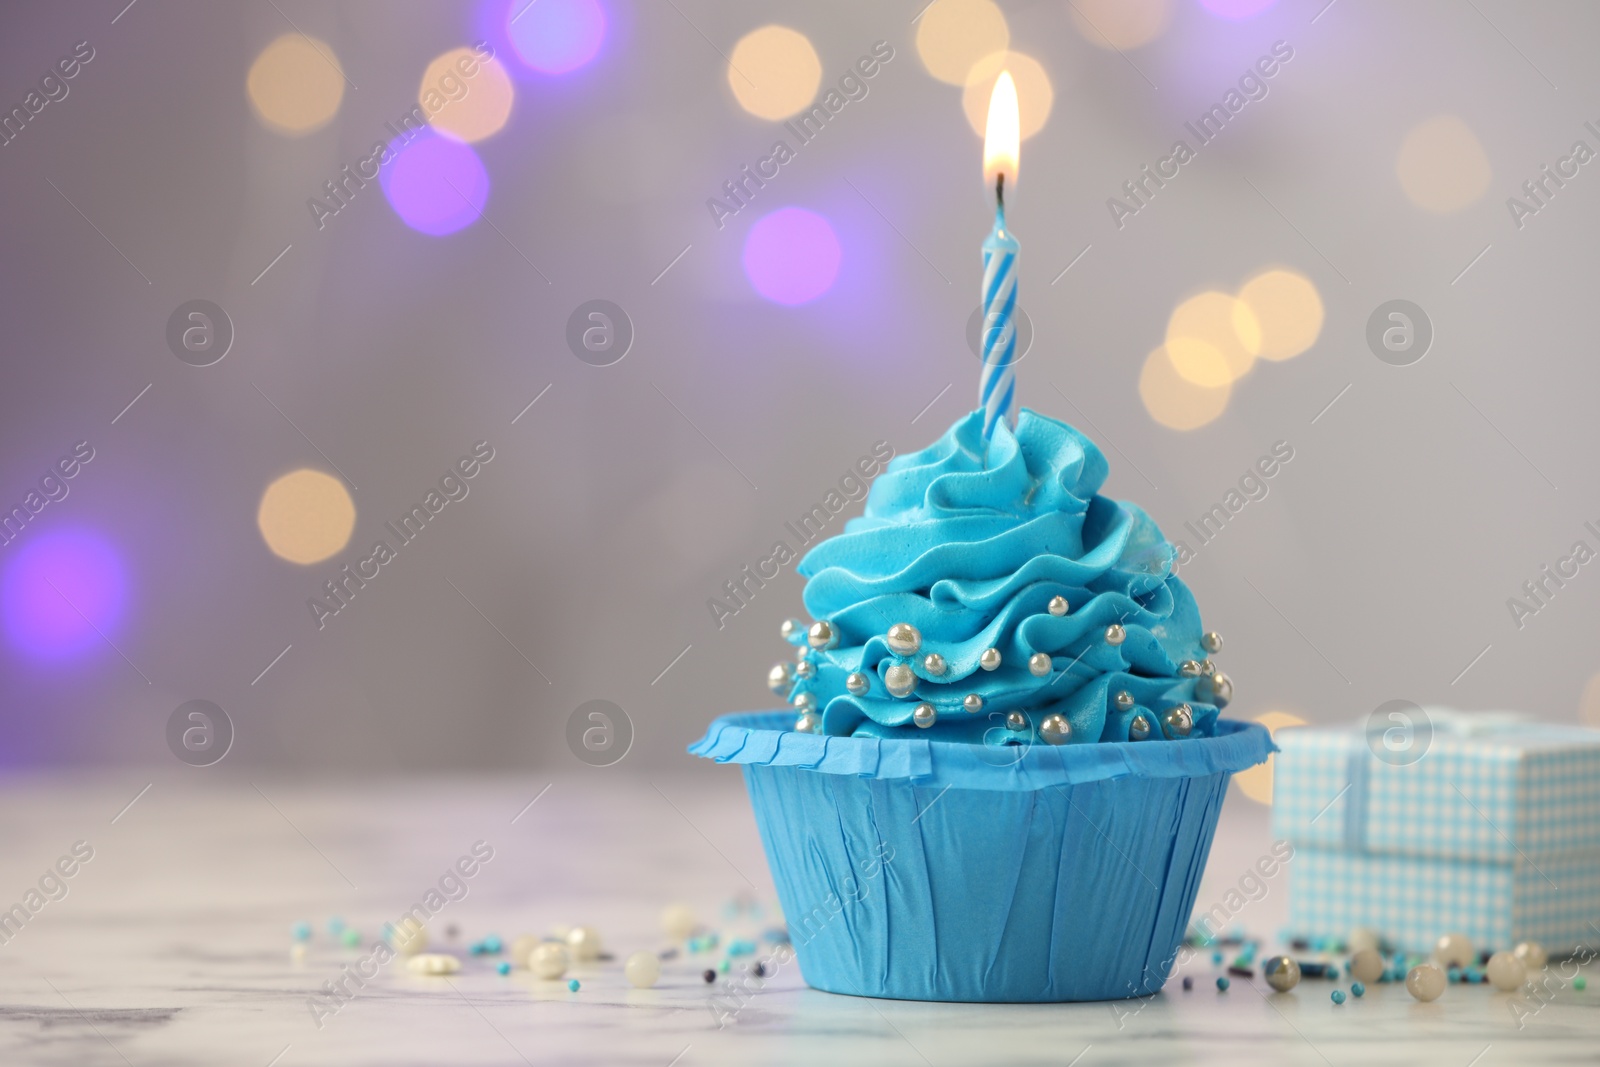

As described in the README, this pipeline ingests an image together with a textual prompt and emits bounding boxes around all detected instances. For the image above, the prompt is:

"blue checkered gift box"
[1272,710,1600,954]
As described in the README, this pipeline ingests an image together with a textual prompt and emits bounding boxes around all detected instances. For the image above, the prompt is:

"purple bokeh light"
[379,130,490,236]
[507,0,607,75]
[3,528,126,661]
[742,207,842,306]
[1199,0,1277,18]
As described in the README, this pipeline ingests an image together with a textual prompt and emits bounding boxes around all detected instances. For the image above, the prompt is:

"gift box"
[1272,711,1600,954]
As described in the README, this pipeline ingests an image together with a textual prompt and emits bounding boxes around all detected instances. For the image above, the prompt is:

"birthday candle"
[980,71,1021,441]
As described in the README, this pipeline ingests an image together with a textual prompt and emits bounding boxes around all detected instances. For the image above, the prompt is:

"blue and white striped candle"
[979,71,1021,442]
[980,206,1018,440]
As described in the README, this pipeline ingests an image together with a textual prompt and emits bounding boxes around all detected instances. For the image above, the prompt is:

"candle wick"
[995,172,1005,209]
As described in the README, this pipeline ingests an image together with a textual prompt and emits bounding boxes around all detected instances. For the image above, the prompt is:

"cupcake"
[691,408,1270,1002]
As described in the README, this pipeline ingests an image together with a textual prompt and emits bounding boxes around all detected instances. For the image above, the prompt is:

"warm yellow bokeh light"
[916,0,1009,86]
[421,47,514,143]
[1166,292,1260,388]
[1069,0,1171,51]
[247,34,346,136]
[1139,346,1231,431]
[962,51,1052,141]
[1581,669,1600,727]
[1397,115,1492,213]
[259,469,355,565]
[1237,270,1323,362]
[1234,711,1309,805]
[727,25,821,121]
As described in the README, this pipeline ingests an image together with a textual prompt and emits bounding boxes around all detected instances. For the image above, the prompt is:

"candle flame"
[982,69,1020,193]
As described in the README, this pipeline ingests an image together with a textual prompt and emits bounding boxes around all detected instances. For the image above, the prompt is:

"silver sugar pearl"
[962,693,984,714]
[794,660,816,681]
[1105,624,1126,646]
[1179,660,1202,677]
[1128,714,1152,741]
[884,663,917,698]
[1005,711,1027,732]
[780,618,805,644]
[1199,659,1216,676]
[845,672,870,696]
[1199,671,1233,709]
[1114,690,1135,711]
[1202,631,1223,654]
[922,652,946,676]
[1263,956,1301,993]
[912,703,937,729]
[979,647,1002,671]
[807,620,838,650]
[1047,595,1069,617]
[797,644,811,661]
[794,712,821,734]
[1028,652,1051,677]
[767,662,794,693]
[1162,703,1194,739]
[885,622,922,656]
[1039,714,1071,746]
[792,691,816,713]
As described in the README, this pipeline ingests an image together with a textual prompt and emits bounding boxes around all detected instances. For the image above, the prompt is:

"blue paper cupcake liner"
[690,712,1273,1002]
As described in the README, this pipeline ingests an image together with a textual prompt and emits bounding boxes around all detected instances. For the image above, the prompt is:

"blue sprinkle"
[469,941,486,955]
[1447,967,1462,984]
[568,979,580,992]
[483,935,502,954]
[1216,976,1230,991]
[497,961,511,975]
[728,939,757,957]
[1212,951,1224,965]
[327,917,345,935]
[1331,989,1346,1004]
[1464,967,1482,984]
[1351,981,1365,997]
[292,922,312,942]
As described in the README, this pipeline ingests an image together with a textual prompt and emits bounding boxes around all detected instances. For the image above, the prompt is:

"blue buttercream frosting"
[781,407,1228,745]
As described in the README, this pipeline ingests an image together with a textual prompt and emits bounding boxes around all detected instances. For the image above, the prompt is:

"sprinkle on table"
[1331,989,1346,1005]
[1216,976,1230,991]
[1351,981,1366,997]
[567,979,580,992]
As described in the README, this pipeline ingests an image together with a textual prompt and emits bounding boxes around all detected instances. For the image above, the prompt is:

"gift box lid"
[1271,710,1600,863]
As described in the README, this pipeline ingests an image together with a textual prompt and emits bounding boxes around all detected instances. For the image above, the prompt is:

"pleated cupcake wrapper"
[690,713,1273,1002]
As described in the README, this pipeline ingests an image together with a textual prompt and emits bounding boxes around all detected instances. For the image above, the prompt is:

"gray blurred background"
[1,0,1597,773]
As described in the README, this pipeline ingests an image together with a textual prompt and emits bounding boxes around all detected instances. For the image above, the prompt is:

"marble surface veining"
[0,767,1592,1066]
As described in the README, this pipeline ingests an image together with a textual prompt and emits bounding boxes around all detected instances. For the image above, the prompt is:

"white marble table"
[0,767,1592,1066]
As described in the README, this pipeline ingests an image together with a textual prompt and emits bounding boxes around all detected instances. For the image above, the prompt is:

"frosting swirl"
[776,408,1229,745]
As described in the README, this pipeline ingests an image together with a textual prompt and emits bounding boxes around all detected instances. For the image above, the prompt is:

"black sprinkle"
[1182,976,1194,991]
[703,969,717,984]
[446,924,459,939]
[658,948,679,960]
[751,962,768,978]
[597,952,615,962]
[1479,950,1494,965]
[1289,938,1310,951]
[1227,966,1253,978]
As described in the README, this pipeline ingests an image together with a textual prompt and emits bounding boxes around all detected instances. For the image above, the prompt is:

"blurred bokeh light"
[1237,269,1323,362]
[506,0,607,75]
[257,469,356,566]
[379,130,490,236]
[1396,114,1493,213]
[727,25,822,121]
[1233,710,1307,804]
[1068,0,1171,51]
[742,207,841,305]
[915,0,1009,86]
[422,46,515,143]
[1139,345,1231,430]
[1166,291,1260,388]
[961,51,1052,141]
[3,528,127,661]
[246,33,346,136]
